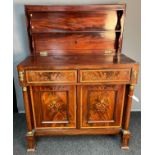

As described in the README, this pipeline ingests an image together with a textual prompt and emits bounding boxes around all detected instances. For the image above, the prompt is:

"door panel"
[80,85,125,128]
[31,85,76,128]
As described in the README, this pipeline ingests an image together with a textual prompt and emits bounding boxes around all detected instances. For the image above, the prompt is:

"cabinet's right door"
[80,85,125,128]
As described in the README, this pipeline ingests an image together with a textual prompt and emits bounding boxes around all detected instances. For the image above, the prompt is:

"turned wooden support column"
[121,84,135,150]
[22,87,32,131]
[124,84,135,130]
[22,86,36,152]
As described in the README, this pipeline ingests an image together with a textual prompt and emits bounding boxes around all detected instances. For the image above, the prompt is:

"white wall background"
[13,0,141,112]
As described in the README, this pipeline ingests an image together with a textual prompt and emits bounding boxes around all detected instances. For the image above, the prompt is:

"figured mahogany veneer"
[25,4,125,55]
[33,32,119,53]
[80,69,130,83]
[80,85,125,128]
[26,70,77,84]
[30,11,123,32]
[17,4,139,151]
[31,85,76,128]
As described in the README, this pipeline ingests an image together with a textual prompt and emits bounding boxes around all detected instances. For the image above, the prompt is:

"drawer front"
[26,70,77,84]
[80,69,131,83]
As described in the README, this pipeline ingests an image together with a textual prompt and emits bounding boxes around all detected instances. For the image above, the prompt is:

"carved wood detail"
[80,69,130,82]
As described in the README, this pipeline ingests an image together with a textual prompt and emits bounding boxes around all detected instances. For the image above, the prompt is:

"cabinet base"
[27,147,36,152]
[121,146,129,150]
[26,131,36,152]
[121,130,131,149]
[25,128,132,151]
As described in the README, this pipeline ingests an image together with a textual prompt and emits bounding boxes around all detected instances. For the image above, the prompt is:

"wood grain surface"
[25,4,125,55]
[30,11,124,32]
[31,85,76,128]
[80,85,125,128]
[26,70,77,83]
[17,4,139,151]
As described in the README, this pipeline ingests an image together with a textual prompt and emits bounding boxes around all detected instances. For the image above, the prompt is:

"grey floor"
[13,112,141,155]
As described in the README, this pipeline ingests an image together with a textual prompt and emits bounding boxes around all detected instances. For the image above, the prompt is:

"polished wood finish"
[33,32,119,54]
[121,84,135,149]
[31,85,76,128]
[80,69,130,83]
[17,54,136,71]
[30,11,123,32]
[35,128,121,136]
[25,4,126,12]
[17,4,139,151]
[26,133,36,152]
[26,70,77,84]
[25,4,125,55]
[22,87,35,151]
[80,85,125,128]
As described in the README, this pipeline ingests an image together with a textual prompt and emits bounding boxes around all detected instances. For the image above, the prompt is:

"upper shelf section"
[29,11,124,33]
[25,4,126,12]
[25,4,126,55]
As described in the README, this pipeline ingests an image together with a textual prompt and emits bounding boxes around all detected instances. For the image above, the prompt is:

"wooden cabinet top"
[17,54,137,70]
[25,4,126,12]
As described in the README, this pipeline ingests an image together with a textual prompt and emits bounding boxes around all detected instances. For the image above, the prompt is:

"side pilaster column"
[22,86,35,152]
[121,84,135,150]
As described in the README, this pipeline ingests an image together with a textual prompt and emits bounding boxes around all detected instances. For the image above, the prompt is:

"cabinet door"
[30,85,76,128]
[80,85,125,128]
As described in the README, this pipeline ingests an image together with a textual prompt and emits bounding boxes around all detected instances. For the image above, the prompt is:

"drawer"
[26,70,77,84]
[79,69,131,83]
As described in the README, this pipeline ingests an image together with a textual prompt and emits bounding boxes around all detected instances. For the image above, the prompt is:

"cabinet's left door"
[30,85,76,129]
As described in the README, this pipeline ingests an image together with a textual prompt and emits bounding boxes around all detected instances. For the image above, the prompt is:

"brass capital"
[19,71,24,82]
[131,69,138,83]
[122,129,130,135]
[23,87,27,92]
[26,130,34,136]
[129,84,135,90]
[132,70,137,79]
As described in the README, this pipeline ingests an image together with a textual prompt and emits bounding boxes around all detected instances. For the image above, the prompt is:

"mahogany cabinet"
[17,4,139,151]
